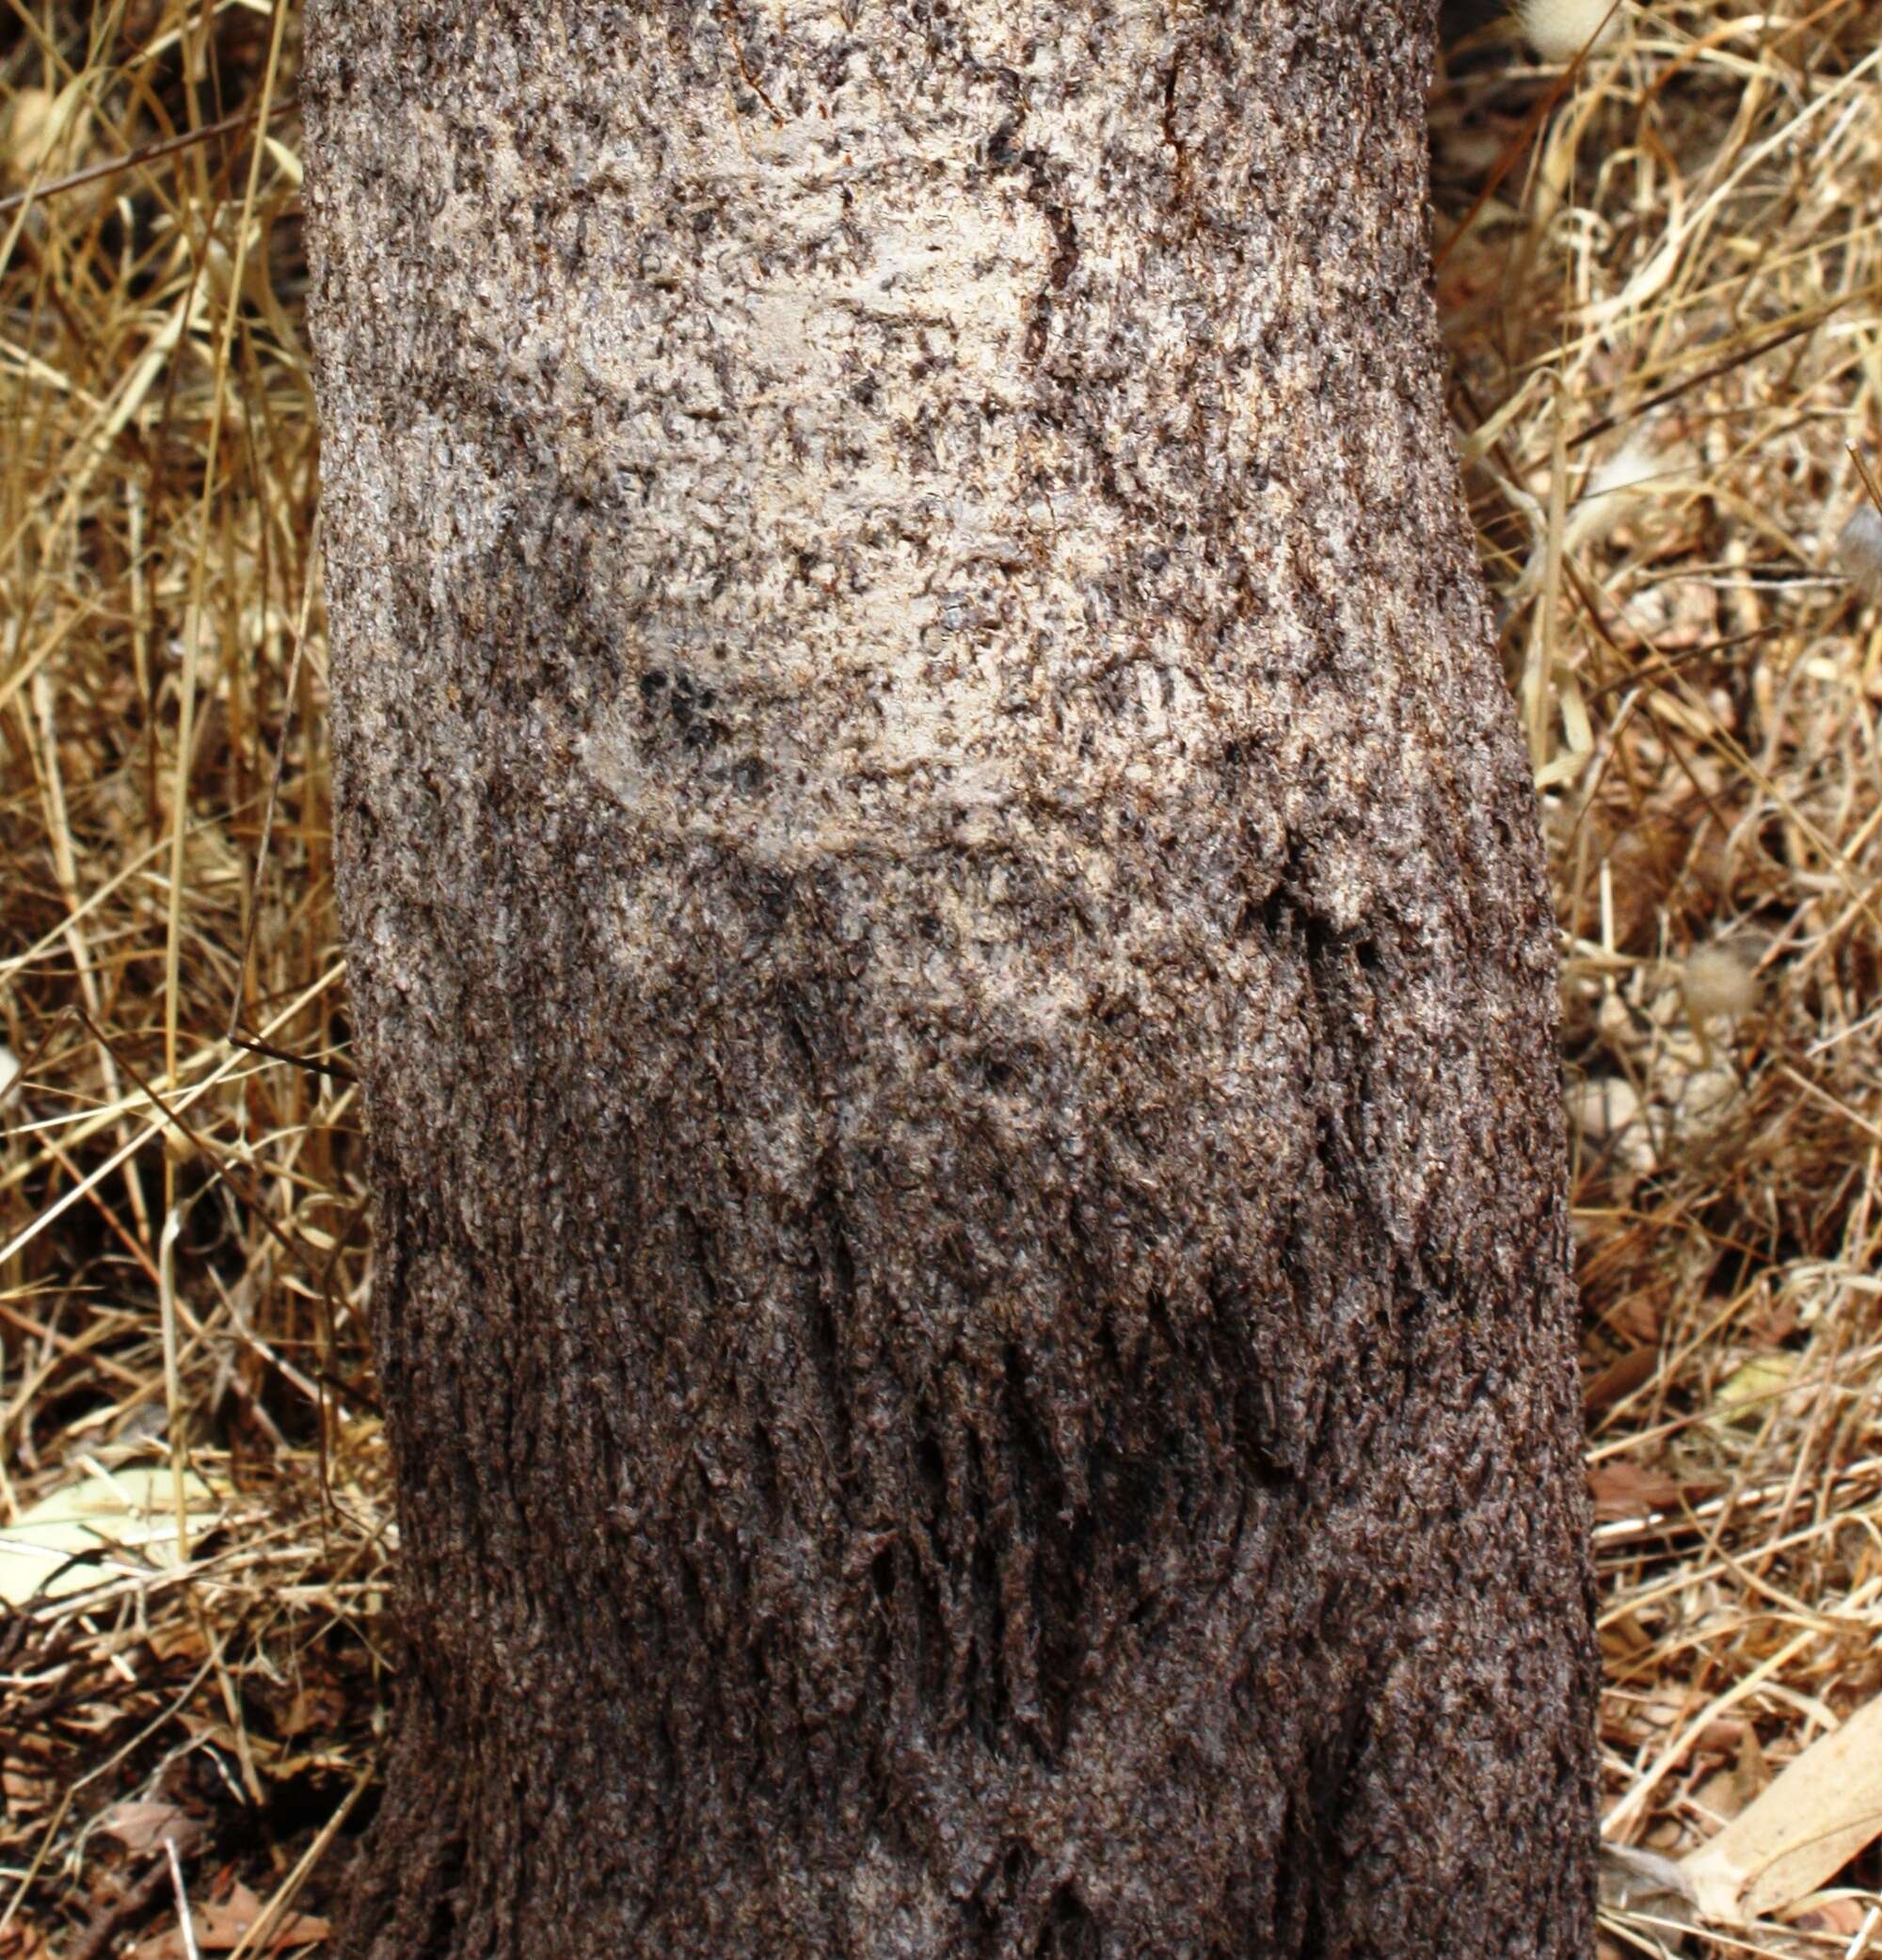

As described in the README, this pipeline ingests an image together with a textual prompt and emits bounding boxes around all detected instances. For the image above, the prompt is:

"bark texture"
[302,3,1597,1955]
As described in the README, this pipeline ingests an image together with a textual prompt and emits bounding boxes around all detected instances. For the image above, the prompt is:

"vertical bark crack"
[1161,46,1190,206]
[715,0,784,121]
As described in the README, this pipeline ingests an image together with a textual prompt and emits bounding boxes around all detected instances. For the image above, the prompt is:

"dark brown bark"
[302,3,1598,1955]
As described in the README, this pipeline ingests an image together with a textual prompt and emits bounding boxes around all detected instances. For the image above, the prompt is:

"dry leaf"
[279,1680,347,1740]
[1683,1692,1882,1923]
[97,1798,196,1855]
[1839,504,1882,600]
[1784,1895,1872,1937]
[1708,1353,1799,1435]
[1608,1292,1662,1349]
[127,1881,330,1958]
[1585,1347,1659,1415]
[0,1468,219,1605]
[1588,1461,1712,1522]
[1691,1722,1771,1828]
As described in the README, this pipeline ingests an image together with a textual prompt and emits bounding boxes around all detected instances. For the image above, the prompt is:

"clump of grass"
[2,2,1880,1952]
[0,6,382,1952]
[1438,0,1882,1942]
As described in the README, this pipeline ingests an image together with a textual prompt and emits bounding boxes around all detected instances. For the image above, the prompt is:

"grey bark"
[301,3,1597,1955]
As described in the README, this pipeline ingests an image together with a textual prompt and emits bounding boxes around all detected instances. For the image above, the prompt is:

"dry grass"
[0,1,1877,1952]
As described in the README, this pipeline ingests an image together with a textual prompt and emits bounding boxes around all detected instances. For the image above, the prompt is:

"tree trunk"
[301,3,1597,1954]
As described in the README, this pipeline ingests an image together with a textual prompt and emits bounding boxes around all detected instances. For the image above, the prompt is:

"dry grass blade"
[1436,0,1882,1935]
[0,3,381,1951]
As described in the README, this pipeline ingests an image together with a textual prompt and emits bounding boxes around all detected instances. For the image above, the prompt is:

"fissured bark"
[303,3,1596,1953]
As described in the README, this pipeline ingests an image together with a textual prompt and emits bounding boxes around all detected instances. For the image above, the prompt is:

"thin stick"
[159,1204,192,1569]
[0,102,296,220]
[225,1766,375,1960]
[167,1834,202,1960]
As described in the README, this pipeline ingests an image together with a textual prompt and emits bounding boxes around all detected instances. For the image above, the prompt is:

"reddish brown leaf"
[1585,1346,1660,1413]
[1588,1461,1713,1521]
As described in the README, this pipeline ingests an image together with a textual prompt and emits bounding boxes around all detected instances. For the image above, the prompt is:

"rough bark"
[302,3,1597,1955]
